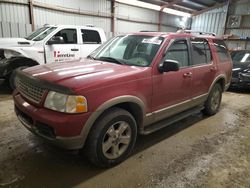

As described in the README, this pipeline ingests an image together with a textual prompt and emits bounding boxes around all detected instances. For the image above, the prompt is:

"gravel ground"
[0,83,249,188]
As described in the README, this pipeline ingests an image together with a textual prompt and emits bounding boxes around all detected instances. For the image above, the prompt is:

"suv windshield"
[231,51,250,63]
[89,35,164,67]
[25,27,57,41]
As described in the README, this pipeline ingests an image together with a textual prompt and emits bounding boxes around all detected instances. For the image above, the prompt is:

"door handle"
[71,48,79,51]
[183,72,192,78]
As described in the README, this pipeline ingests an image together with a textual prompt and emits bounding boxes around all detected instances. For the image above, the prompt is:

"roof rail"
[177,29,216,36]
[139,30,156,32]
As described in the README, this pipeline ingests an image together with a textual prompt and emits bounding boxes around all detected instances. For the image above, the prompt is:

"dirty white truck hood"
[0,38,34,48]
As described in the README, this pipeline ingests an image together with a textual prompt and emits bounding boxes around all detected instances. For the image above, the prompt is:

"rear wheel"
[203,83,222,116]
[84,107,137,168]
[9,66,28,90]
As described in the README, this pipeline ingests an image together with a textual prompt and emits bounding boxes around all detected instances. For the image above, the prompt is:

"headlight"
[44,91,88,113]
[4,50,21,59]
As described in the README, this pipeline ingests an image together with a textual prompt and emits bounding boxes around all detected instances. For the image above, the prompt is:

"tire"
[203,83,222,116]
[84,107,137,168]
[9,66,28,90]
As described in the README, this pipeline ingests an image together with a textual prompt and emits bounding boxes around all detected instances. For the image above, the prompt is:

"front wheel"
[84,107,137,168]
[203,83,222,116]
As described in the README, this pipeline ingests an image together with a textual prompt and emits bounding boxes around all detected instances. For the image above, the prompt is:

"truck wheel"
[9,66,28,90]
[84,107,137,168]
[203,83,222,116]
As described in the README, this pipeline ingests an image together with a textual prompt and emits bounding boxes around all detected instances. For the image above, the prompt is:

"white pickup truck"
[0,24,106,88]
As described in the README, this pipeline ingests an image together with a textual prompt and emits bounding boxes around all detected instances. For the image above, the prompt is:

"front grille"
[16,76,46,104]
[241,74,250,82]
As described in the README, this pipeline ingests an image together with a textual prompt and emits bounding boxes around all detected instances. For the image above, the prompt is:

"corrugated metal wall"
[191,0,250,50]
[0,0,189,38]
[116,3,158,34]
[33,0,112,36]
[116,3,190,34]
[0,1,29,23]
[191,5,228,36]
[0,0,32,37]
[225,0,250,49]
[224,0,250,37]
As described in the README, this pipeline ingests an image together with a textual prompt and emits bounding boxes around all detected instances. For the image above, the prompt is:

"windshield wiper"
[97,56,125,65]
[87,55,96,60]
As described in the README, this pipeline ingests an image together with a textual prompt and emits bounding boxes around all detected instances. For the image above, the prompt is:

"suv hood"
[0,38,34,48]
[23,59,150,91]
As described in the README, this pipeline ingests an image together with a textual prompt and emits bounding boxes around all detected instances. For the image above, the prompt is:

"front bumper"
[230,74,250,88]
[13,93,91,150]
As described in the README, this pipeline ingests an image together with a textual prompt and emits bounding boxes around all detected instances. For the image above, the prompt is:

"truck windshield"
[25,27,57,41]
[231,51,250,63]
[90,35,164,67]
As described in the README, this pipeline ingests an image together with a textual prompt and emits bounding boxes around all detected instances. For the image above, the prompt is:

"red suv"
[13,30,232,167]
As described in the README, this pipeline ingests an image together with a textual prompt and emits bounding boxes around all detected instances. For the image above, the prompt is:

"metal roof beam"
[182,0,208,8]
[192,1,227,16]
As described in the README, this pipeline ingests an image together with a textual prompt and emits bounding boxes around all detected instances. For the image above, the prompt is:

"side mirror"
[158,59,179,73]
[47,36,64,45]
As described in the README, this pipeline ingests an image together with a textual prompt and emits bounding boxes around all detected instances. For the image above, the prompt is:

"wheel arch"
[6,57,39,75]
[80,95,146,147]
[209,75,226,93]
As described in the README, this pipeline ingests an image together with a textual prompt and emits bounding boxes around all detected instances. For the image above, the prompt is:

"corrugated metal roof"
[138,0,229,15]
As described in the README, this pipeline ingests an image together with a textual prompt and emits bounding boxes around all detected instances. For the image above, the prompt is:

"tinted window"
[213,39,230,61]
[54,29,77,44]
[231,51,250,63]
[81,29,101,44]
[191,38,212,65]
[164,40,189,67]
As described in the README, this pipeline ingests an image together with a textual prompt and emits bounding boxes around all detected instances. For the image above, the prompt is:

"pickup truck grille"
[16,76,46,104]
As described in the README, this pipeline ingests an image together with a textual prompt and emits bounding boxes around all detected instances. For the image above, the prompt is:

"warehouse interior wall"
[191,5,228,36]
[0,0,190,39]
[191,0,250,50]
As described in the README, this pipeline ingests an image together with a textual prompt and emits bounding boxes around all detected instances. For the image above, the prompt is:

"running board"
[142,106,203,135]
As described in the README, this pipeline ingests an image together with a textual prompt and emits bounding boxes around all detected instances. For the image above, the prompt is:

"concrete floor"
[0,83,250,188]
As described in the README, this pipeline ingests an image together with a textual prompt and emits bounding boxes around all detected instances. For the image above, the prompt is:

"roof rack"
[139,30,156,32]
[177,29,216,36]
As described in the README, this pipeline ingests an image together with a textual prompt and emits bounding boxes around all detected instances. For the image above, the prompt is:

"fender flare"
[208,74,226,93]
[4,57,39,76]
[79,95,146,147]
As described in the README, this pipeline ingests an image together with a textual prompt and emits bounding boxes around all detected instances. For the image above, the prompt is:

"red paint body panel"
[13,32,232,149]
[14,94,90,137]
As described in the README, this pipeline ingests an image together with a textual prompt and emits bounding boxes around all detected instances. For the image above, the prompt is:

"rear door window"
[213,39,230,62]
[191,38,212,65]
[81,29,101,44]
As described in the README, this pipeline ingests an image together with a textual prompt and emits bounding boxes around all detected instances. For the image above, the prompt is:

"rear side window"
[81,29,101,44]
[191,38,212,65]
[164,40,189,67]
[213,39,230,62]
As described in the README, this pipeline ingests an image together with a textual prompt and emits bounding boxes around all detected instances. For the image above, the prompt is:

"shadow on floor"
[0,79,210,187]
[227,87,250,94]
[0,81,11,95]
[6,112,206,188]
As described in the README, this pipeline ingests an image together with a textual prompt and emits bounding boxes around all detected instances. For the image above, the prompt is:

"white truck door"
[80,29,102,57]
[44,28,80,63]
